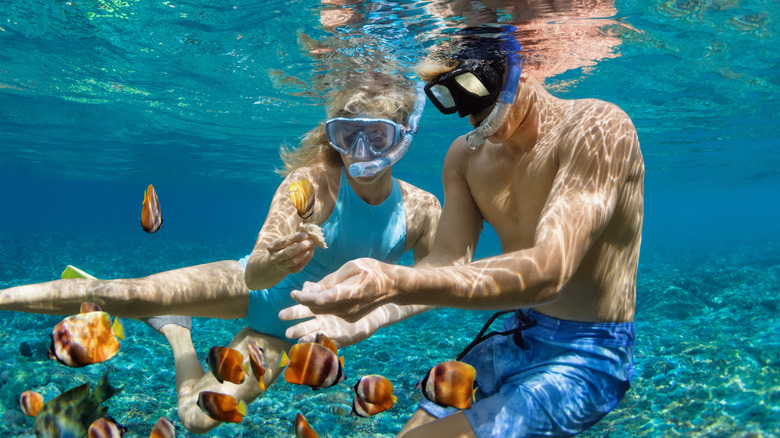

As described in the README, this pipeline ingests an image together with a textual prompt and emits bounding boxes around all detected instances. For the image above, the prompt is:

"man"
[281,39,644,438]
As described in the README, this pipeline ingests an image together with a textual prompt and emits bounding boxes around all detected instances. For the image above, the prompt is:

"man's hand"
[286,258,399,322]
[279,304,385,348]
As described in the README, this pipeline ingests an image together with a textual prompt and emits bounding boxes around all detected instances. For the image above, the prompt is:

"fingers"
[268,233,315,272]
[278,304,315,321]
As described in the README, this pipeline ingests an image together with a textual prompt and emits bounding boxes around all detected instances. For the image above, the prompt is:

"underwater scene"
[1,0,779,436]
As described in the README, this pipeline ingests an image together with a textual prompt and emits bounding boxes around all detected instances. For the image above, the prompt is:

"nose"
[351,133,372,159]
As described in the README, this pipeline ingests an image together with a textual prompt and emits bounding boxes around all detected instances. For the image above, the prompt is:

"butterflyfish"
[207,346,247,385]
[418,360,477,410]
[34,371,122,438]
[49,304,125,367]
[246,341,267,391]
[88,417,127,438]
[196,391,247,423]
[20,390,44,417]
[289,179,315,220]
[283,339,345,389]
[149,417,176,438]
[352,395,391,418]
[141,184,163,233]
[294,412,319,438]
[353,374,396,416]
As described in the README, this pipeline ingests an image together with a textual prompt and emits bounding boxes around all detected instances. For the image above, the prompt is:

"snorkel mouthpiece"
[465,27,522,152]
[349,83,426,178]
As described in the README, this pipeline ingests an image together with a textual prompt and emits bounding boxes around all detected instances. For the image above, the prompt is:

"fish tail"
[238,400,248,416]
[111,317,125,340]
[278,350,289,368]
[94,371,123,403]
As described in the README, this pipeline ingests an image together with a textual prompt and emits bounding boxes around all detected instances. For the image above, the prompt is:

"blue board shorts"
[419,309,634,438]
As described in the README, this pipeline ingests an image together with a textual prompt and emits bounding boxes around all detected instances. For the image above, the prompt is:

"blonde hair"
[278,73,416,175]
[414,59,459,82]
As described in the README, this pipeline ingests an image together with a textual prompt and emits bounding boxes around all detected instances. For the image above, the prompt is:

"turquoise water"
[1,0,779,436]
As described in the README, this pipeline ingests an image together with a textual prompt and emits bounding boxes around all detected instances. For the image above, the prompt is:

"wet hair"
[416,27,511,83]
[278,73,416,175]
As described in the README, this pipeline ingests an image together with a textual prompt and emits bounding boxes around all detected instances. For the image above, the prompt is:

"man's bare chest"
[467,147,558,245]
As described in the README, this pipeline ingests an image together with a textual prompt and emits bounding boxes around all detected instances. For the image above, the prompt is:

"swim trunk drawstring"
[456,310,537,361]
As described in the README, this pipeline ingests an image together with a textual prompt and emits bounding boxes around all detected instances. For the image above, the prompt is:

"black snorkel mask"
[423,59,506,118]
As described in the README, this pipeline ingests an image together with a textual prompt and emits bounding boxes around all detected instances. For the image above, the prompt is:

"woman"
[0,73,441,433]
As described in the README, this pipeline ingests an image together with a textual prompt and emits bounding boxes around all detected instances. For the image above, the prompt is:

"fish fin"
[243,362,250,374]
[278,350,289,368]
[94,371,123,404]
[62,265,97,279]
[472,387,478,402]
[392,395,398,404]
[237,400,247,416]
[339,355,344,367]
[257,379,266,392]
[111,317,125,340]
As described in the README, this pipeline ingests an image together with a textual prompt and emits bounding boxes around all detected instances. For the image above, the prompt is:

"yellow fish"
[49,303,125,368]
[20,390,44,417]
[417,360,477,410]
[149,417,175,438]
[289,179,315,219]
[141,184,163,233]
[294,412,319,438]
[196,391,247,424]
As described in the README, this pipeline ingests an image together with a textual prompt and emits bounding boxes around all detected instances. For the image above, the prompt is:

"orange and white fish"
[352,375,396,417]
[283,335,345,389]
[88,417,127,438]
[19,390,44,417]
[149,417,175,438]
[352,395,391,418]
[141,184,163,233]
[246,341,267,391]
[49,303,125,367]
[207,346,247,385]
[196,391,247,424]
[294,412,319,438]
[417,360,477,410]
[289,179,315,219]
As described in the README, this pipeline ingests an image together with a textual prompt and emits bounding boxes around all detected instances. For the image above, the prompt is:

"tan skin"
[0,145,441,433]
[281,74,644,437]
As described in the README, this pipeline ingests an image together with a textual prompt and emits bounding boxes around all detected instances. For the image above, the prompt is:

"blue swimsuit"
[241,169,407,341]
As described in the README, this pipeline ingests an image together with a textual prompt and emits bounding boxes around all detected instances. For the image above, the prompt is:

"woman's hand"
[267,232,316,274]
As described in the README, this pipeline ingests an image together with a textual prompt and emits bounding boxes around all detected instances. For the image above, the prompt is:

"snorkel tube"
[349,82,426,178]
[465,27,522,152]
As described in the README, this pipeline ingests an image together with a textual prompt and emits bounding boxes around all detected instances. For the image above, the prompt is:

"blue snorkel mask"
[325,82,426,178]
[424,26,522,152]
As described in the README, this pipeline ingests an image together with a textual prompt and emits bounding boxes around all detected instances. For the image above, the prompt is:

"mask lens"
[429,84,456,110]
[326,118,400,155]
[454,72,490,97]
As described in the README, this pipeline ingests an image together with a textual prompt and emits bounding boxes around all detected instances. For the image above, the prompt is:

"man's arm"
[391,103,639,310]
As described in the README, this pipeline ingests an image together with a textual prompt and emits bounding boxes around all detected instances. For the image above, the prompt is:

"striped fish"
[141,184,163,233]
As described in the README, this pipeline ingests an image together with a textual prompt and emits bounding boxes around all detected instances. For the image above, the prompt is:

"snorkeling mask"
[424,59,505,118]
[424,26,522,151]
[325,83,426,178]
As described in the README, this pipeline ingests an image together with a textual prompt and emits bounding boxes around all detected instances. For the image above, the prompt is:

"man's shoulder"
[570,98,632,122]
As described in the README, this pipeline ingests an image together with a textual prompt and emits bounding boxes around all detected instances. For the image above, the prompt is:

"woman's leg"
[172,327,292,433]
[0,260,249,319]
[397,409,476,438]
